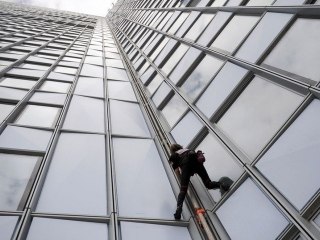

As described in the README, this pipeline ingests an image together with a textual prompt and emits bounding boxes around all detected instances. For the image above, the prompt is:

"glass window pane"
[161,94,188,128]
[147,75,163,95]
[63,95,105,133]
[161,44,189,75]
[15,105,60,128]
[107,67,129,81]
[74,77,104,98]
[0,126,52,151]
[110,100,150,138]
[171,111,203,147]
[263,18,320,83]
[26,218,108,240]
[36,133,107,215]
[40,81,71,93]
[169,47,202,85]
[246,0,274,5]
[217,76,304,159]
[196,62,248,118]
[216,179,289,240]
[0,77,37,90]
[47,72,74,83]
[121,222,192,240]
[113,138,176,219]
[196,133,243,201]
[152,82,171,108]
[314,212,320,228]
[0,216,19,240]
[184,13,215,42]
[153,38,177,66]
[80,64,103,78]
[211,15,259,53]
[105,59,124,68]
[54,66,77,75]
[0,86,28,101]
[0,154,38,210]
[168,12,189,35]
[29,92,66,106]
[108,81,137,102]
[256,100,320,210]
[0,103,15,123]
[236,13,293,63]
[180,55,224,101]
[273,0,305,5]
[84,56,103,66]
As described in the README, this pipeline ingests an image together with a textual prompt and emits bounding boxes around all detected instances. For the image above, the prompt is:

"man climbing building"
[169,143,233,220]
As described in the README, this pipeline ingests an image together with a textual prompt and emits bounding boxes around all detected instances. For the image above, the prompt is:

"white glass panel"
[0,104,15,123]
[246,0,274,5]
[211,15,259,53]
[147,75,163,95]
[0,216,18,240]
[152,82,171,108]
[161,44,189,75]
[80,64,103,78]
[29,92,66,106]
[171,111,203,147]
[107,67,129,81]
[273,0,305,5]
[216,179,289,240]
[263,18,320,83]
[196,62,248,118]
[0,126,52,151]
[108,81,137,102]
[226,0,242,5]
[196,133,243,201]
[40,81,70,93]
[236,13,292,63]
[110,100,150,137]
[153,38,176,65]
[168,12,189,35]
[105,59,124,68]
[0,154,38,210]
[162,94,188,128]
[54,66,77,75]
[63,95,105,133]
[26,218,108,240]
[47,72,74,82]
[84,56,103,66]
[0,87,28,101]
[121,222,192,240]
[184,13,215,42]
[217,76,303,159]
[36,133,107,215]
[74,77,104,98]
[0,78,36,90]
[256,100,320,210]
[15,105,60,128]
[113,138,176,218]
[314,212,320,228]
[180,55,224,101]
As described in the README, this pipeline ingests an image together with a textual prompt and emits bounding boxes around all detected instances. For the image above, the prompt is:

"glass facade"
[1,1,320,240]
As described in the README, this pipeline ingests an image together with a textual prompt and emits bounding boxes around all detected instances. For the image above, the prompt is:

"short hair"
[170,143,182,155]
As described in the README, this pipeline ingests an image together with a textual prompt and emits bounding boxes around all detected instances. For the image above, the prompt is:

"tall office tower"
[1,0,320,240]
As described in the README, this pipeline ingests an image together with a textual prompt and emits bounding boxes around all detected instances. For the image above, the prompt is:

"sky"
[1,0,116,16]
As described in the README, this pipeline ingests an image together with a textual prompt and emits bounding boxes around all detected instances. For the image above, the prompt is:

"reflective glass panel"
[216,179,289,240]
[196,62,248,118]
[0,154,38,210]
[40,81,70,93]
[74,77,104,98]
[108,81,137,102]
[63,95,105,133]
[80,64,103,78]
[29,92,66,106]
[161,44,189,75]
[107,67,129,81]
[211,15,259,53]
[0,77,36,90]
[161,94,188,127]
[15,105,60,128]
[184,13,215,42]
[0,87,27,101]
[273,0,305,5]
[26,218,108,240]
[263,18,320,83]
[113,138,176,219]
[0,103,15,123]
[152,82,171,108]
[217,76,304,159]
[36,133,107,215]
[256,100,320,210]
[246,0,274,5]
[110,100,150,138]
[147,75,163,95]
[0,216,19,240]
[180,55,224,101]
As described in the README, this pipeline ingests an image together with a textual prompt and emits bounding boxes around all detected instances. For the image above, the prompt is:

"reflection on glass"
[152,82,171,108]
[0,216,19,240]
[29,92,66,106]
[180,55,224,101]
[15,105,60,128]
[273,0,305,5]
[161,44,189,75]
[0,77,36,90]
[196,133,243,201]
[211,15,259,53]
[217,76,304,159]
[108,81,137,102]
[216,179,289,240]
[154,39,177,66]
[40,81,70,93]
[256,100,320,210]
[0,154,38,210]
[184,13,215,42]
[161,94,188,127]
[211,0,227,6]
[0,104,15,123]
[196,62,248,118]
[168,12,189,35]
[171,111,203,147]
[263,18,320,83]
[26,218,108,240]
[236,12,292,63]
[107,67,129,81]
[80,64,103,78]
[147,75,163,95]
[74,77,104,98]
[246,0,274,5]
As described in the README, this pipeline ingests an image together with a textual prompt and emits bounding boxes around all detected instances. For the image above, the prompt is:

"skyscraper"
[0,0,320,239]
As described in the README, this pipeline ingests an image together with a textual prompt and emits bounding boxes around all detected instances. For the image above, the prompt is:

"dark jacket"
[169,148,197,175]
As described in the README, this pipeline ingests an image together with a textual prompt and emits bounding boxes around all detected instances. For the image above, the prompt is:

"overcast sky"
[2,0,115,16]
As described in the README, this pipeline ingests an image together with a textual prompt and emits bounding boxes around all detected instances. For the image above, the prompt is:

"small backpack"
[196,150,205,163]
